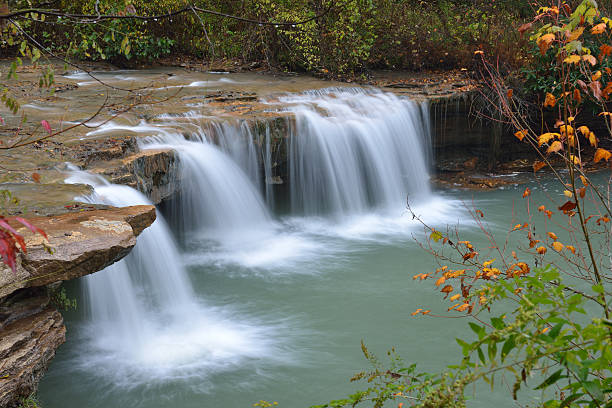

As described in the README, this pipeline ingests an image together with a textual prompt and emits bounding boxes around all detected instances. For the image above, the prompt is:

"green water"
[36,176,579,408]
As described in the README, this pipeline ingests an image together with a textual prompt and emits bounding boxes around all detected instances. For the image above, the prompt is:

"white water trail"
[277,88,432,217]
[63,167,285,387]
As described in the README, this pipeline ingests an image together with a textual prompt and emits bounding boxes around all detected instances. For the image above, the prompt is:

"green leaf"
[560,393,584,408]
[429,230,443,242]
[501,336,515,362]
[535,369,565,390]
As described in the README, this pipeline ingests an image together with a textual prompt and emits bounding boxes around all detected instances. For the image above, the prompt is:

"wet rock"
[0,287,65,408]
[88,148,180,204]
[0,205,156,299]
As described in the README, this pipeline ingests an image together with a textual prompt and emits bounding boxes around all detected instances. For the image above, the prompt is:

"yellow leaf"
[456,303,470,312]
[450,294,461,301]
[536,33,555,55]
[580,175,589,186]
[547,140,563,153]
[589,132,598,147]
[538,132,559,146]
[567,116,575,122]
[564,54,581,64]
[483,259,495,267]
[592,23,606,34]
[514,130,527,141]
[577,125,590,134]
[544,92,557,107]
[566,27,584,41]
[583,54,597,66]
[430,230,443,242]
[570,154,581,165]
[552,241,564,252]
[564,190,574,198]
[559,125,574,135]
[592,70,602,81]
[594,148,612,163]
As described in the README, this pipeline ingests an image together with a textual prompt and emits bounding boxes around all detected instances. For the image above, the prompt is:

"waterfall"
[140,133,271,239]
[63,167,281,385]
[276,88,432,217]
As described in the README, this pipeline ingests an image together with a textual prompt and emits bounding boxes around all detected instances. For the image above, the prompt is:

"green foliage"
[1,0,531,76]
[18,395,41,408]
[314,268,611,407]
[49,286,77,311]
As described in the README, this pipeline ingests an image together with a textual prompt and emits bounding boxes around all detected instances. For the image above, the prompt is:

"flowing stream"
[37,84,535,407]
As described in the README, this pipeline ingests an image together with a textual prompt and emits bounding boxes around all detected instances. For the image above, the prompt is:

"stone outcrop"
[0,205,156,299]
[0,288,65,408]
[88,148,180,204]
[0,205,156,407]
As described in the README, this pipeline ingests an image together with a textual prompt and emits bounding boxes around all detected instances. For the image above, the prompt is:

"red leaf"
[15,217,48,239]
[41,120,52,135]
[558,201,577,213]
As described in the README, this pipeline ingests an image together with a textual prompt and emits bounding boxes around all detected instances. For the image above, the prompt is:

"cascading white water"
[63,167,283,385]
[276,88,432,217]
[141,133,271,237]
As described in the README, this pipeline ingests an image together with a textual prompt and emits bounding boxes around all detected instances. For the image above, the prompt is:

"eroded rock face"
[0,205,156,407]
[0,205,156,299]
[0,288,65,408]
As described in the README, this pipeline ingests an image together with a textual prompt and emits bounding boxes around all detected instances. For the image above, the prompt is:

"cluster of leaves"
[522,0,612,108]
[0,190,47,274]
[313,2,612,407]
[1,0,533,76]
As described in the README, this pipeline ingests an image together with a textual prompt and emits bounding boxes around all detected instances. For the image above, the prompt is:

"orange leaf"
[514,129,527,141]
[522,187,531,198]
[552,241,564,252]
[450,294,461,301]
[507,89,514,99]
[583,54,597,66]
[440,284,453,293]
[533,160,546,172]
[435,277,446,286]
[545,210,553,218]
[537,33,555,55]
[594,148,612,163]
[566,245,576,254]
[592,70,602,81]
[543,92,557,107]
[591,23,606,34]
[573,88,582,103]
[538,205,546,212]
[547,232,558,240]
[456,303,470,312]
[578,187,586,198]
[580,175,589,186]
[411,309,422,316]
[536,246,547,254]
[547,141,563,153]
[31,173,41,183]
[564,190,574,198]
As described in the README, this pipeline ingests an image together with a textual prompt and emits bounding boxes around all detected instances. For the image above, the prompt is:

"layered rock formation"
[0,205,156,407]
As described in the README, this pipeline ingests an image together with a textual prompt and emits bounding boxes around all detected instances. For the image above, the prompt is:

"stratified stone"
[0,205,156,299]
[0,288,65,408]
